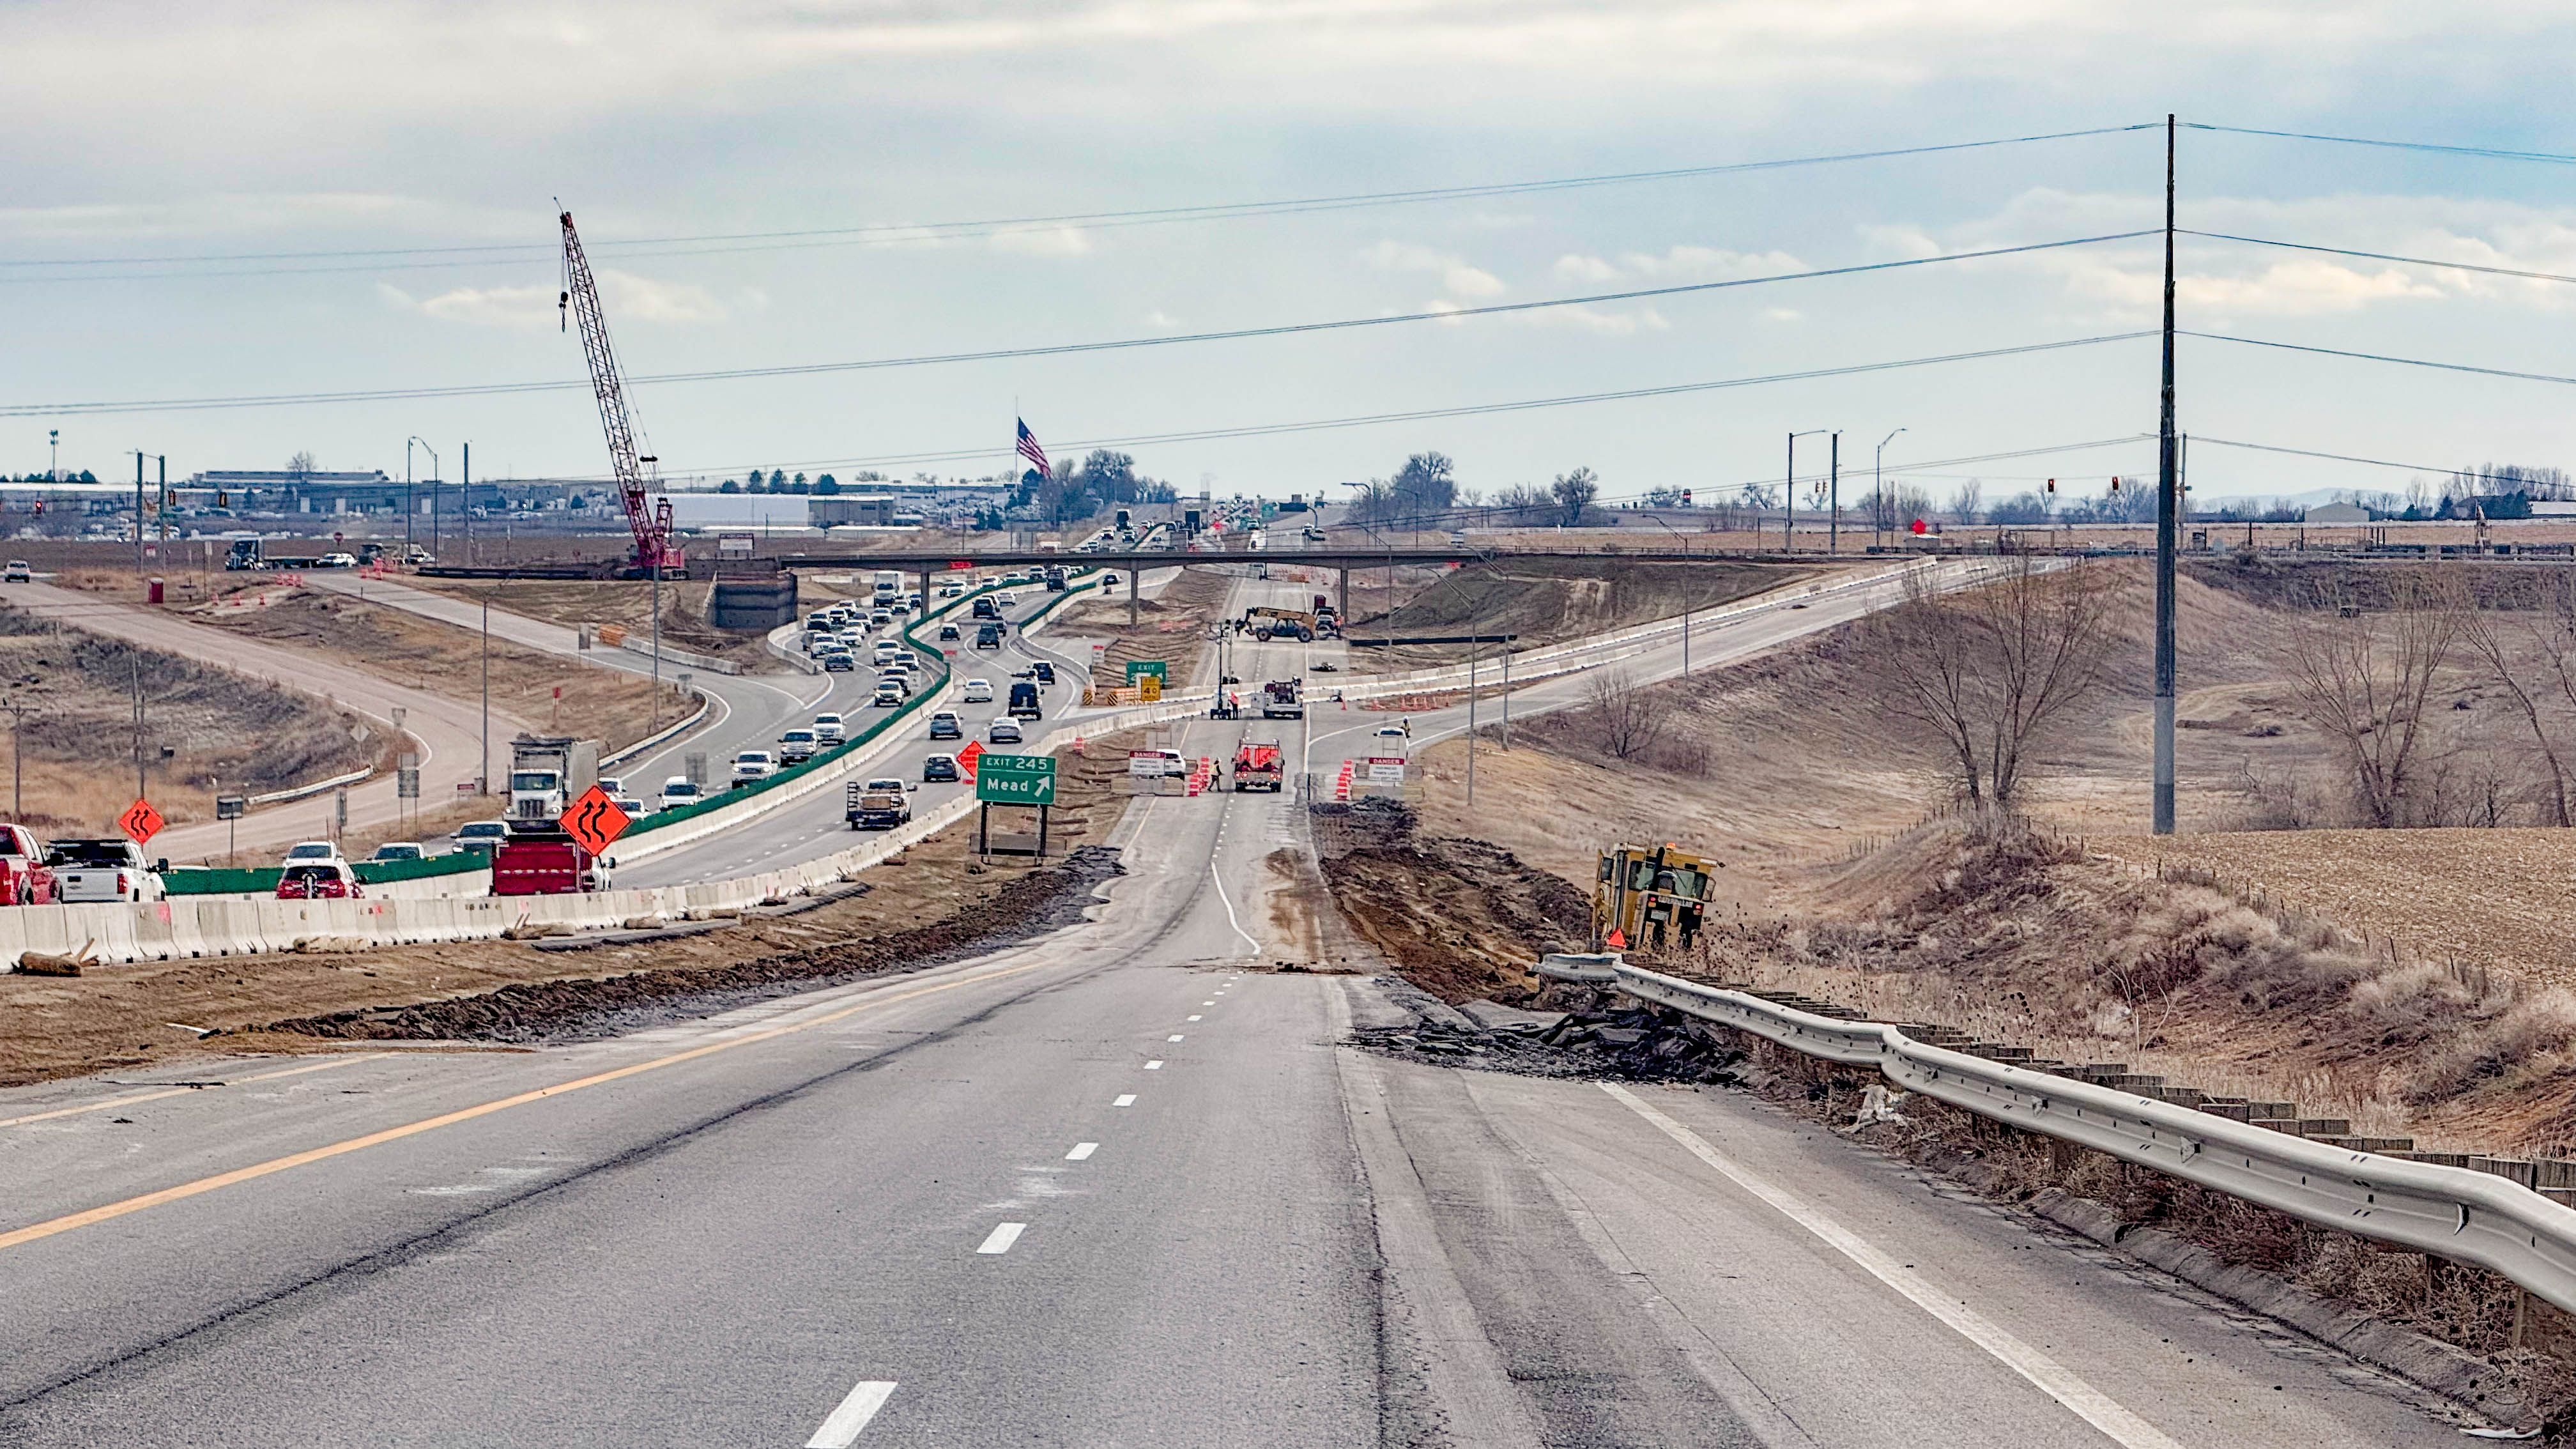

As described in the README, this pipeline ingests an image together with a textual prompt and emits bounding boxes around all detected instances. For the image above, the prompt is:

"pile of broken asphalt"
[1355,976,1749,1085]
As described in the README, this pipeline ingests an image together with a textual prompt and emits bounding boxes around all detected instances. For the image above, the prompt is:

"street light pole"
[1785,430,1826,554]
[1876,427,1908,547]
[412,438,440,560]
[480,590,491,797]
[2153,112,2181,836]
[1828,431,1841,555]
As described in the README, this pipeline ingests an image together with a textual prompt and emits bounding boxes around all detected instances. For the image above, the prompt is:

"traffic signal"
[1680,489,1693,505]
[2109,476,2122,494]
[2045,478,2056,494]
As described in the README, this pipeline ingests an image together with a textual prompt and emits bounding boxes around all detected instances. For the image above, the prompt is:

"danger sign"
[118,797,165,845]
[955,740,986,778]
[560,786,631,855]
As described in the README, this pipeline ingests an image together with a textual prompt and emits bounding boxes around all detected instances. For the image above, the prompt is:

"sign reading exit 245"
[975,753,1057,805]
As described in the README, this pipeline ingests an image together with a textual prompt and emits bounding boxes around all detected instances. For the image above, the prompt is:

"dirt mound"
[243,847,1124,1044]
[1312,801,1590,1004]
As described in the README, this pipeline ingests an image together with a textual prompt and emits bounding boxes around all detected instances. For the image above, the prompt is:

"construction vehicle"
[1591,843,1719,954]
[507,735,601,824]
[1261,678,1303,719]
[1243,606,1332,642]
[222,537,326,572]
[1231,741,1284,792]
[560,210,685,578]
[491,827,611,894]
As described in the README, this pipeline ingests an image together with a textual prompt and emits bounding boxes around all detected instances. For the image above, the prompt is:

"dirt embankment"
[1310,799,1591,1004]
[403,576,779,669]
[0,730,1142,1086]
[1350,558,1821,670]
[1060,566,1233,691]
[192,587,681,757]
[0,603,380,832]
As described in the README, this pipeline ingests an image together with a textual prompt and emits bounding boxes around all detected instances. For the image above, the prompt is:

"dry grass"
[402,577,779,668]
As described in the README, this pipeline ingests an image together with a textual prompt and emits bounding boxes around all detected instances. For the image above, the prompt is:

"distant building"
[809,494,899,526]
[2304,502,2369,524]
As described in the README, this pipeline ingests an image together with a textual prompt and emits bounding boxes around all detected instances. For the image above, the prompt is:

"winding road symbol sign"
[118,798,165,846]
[560,786,631,855]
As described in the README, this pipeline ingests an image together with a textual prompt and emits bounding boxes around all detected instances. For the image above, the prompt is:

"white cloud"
[1365,240,1506,298]
[379,268,724,328]
[1145,308,1180,328]
[1761,307,1802,322]
[989,225,1093,257]
[1551,245,1807,285]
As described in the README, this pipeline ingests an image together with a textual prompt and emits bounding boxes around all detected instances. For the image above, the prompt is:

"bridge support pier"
[1128,564,1139,626]
[1338,566,1350,625]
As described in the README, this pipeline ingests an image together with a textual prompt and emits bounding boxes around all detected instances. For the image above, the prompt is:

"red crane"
[560,210,682,576]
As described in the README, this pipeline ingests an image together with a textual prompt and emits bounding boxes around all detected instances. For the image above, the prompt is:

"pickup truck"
[845,780,914,831]
[491,829,611,894]
[47,838,165,903]
[1008,682,1043,720]
[0,824,56,903]
[1261,678,1305,719]
[1232,741,1285,792]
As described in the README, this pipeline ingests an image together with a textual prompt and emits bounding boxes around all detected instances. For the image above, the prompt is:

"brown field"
[402,576,780,668]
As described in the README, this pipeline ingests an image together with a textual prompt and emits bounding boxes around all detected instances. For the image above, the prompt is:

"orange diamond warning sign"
[955,740,986,778]
[118,797,165,845]
[560,786,631,855]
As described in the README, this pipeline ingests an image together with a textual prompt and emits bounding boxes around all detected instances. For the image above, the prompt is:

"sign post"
[215,792,245,865]
[560,785,632,857]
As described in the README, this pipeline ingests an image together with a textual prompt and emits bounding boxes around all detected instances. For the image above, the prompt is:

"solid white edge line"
[1597,1083,2185,1449]
[1206,856,1262,956]
[1067,1142,1098,1160]
[976,1222,1027,1255]
[804,1379,898,1448]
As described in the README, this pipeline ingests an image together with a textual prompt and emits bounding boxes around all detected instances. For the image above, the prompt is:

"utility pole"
[463,441,472,567]
[480,589,491,797]
[2154,112,2180,837]
[1876,428,1908,548]
[415,438,440,560]
[1827,431,1841,555]
[157,455,167,554]
[1,692,32,819]
[133,452,146,578]
[48,429,58,484]
[1785,430,1825,554]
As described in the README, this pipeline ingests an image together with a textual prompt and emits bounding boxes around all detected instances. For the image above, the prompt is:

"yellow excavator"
[1591,843,1717,953]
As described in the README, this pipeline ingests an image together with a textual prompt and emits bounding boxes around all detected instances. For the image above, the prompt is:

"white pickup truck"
[47,838,165,903]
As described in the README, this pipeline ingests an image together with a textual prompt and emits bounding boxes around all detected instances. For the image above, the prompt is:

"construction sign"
[118,797,165,846]
[560,786,631,855]
[956,739,986,778]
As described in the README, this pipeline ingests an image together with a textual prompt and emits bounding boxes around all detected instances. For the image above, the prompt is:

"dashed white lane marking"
[1201,1000,1216,1006]
[805,1380,898,1448]
[1167,1034,1184,1043]
[1114,1094,1138,1107]
[1186,1015,1203,1022]
[975,1222,1027,1255]
[1066,1142,1098,1161]
[1598,1084,2187,1449]
[1144,1061,1163,1070]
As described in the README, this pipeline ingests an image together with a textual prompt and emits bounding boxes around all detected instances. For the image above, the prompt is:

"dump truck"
[1261,678,1303,719]
[1230,740,1284,792]
[1591,843,1718,954]
[490,827,610,894]
[507,735,601,824]
[845,780,914,831]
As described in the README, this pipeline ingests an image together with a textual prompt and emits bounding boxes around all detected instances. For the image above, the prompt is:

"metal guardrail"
[1616,963,2576,1316]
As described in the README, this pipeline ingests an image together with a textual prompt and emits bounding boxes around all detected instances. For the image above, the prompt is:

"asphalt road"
[0,578,538,862]
[0,696,2483,1445]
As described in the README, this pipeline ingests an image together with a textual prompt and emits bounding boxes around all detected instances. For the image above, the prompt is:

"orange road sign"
[956,740,986,778]
[560,786,631,855]
[118,798,165,846]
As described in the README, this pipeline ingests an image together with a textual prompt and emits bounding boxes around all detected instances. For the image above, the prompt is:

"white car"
[613,796,650,819]
[988,717,1023,744]
[658,777,703,811]
[597,776,624,799]
[995,590,1018,607]
[813,713,847,744]
[731,750,776,785]
[317,551,358,568]
[282,839,346,866]
[873,683,903,708]
[2,561,28,583]
[961,678,994,703]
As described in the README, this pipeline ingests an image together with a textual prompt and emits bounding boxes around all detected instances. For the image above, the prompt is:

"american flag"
[1015,418,1049,476]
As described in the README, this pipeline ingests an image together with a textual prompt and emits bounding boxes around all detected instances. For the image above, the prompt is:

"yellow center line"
[0,961,1051,1253]
[0,1054,392,1131]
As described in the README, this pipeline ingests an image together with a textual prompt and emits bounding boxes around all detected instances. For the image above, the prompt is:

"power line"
[2184,330,2576,388]
[0,123,2158,279]
[2184,122,2576,166]
[0,233,2153,419]
[2181,230,2576,286]
[2190,436,2453,475]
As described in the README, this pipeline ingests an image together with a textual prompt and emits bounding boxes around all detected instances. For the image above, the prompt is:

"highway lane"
[614,583,1111,888]
[0,578,538,861]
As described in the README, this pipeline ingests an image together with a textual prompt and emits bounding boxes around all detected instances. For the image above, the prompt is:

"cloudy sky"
[8,0,2576,506]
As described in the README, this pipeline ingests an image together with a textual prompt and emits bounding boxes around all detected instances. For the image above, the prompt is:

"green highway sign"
[975,753,1059,805]
[1125,659,1168,684]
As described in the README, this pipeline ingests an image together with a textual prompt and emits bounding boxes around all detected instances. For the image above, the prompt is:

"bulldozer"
[1591,843,1718,954]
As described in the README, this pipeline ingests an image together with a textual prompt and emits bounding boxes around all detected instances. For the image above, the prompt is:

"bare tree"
[2277,568,2463,827]
[286,450,317,480]
[1584,666,1664,761]
[1871,558,2120,808]
[1948,479,1983,525]
[2458,594,2569,826]
[1551,467,1599,526]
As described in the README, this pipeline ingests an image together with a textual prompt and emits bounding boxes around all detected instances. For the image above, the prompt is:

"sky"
[7,0,2576,509]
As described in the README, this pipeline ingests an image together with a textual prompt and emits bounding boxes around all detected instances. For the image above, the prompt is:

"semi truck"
[491,827,611,894]
[507,735,602,824]
[1261,678,1304,719]
[222,537,328,572]
[1230,741,1284,792]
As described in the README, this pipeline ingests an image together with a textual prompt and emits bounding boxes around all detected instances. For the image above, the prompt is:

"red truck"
[491,830,613,895]
[0,824,56,905]
[1231,742,1284,792]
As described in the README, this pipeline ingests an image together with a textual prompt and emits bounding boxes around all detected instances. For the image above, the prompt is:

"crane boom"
[560,210,680,574]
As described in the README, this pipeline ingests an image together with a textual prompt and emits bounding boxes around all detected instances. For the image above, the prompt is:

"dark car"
[972,595,1000,619]
[974,623,1003,650]
[922,753,960,783]
[937,623,960,641]
[823,652,855,672]
[1031,661,1056,685]
[928,711,963,740]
